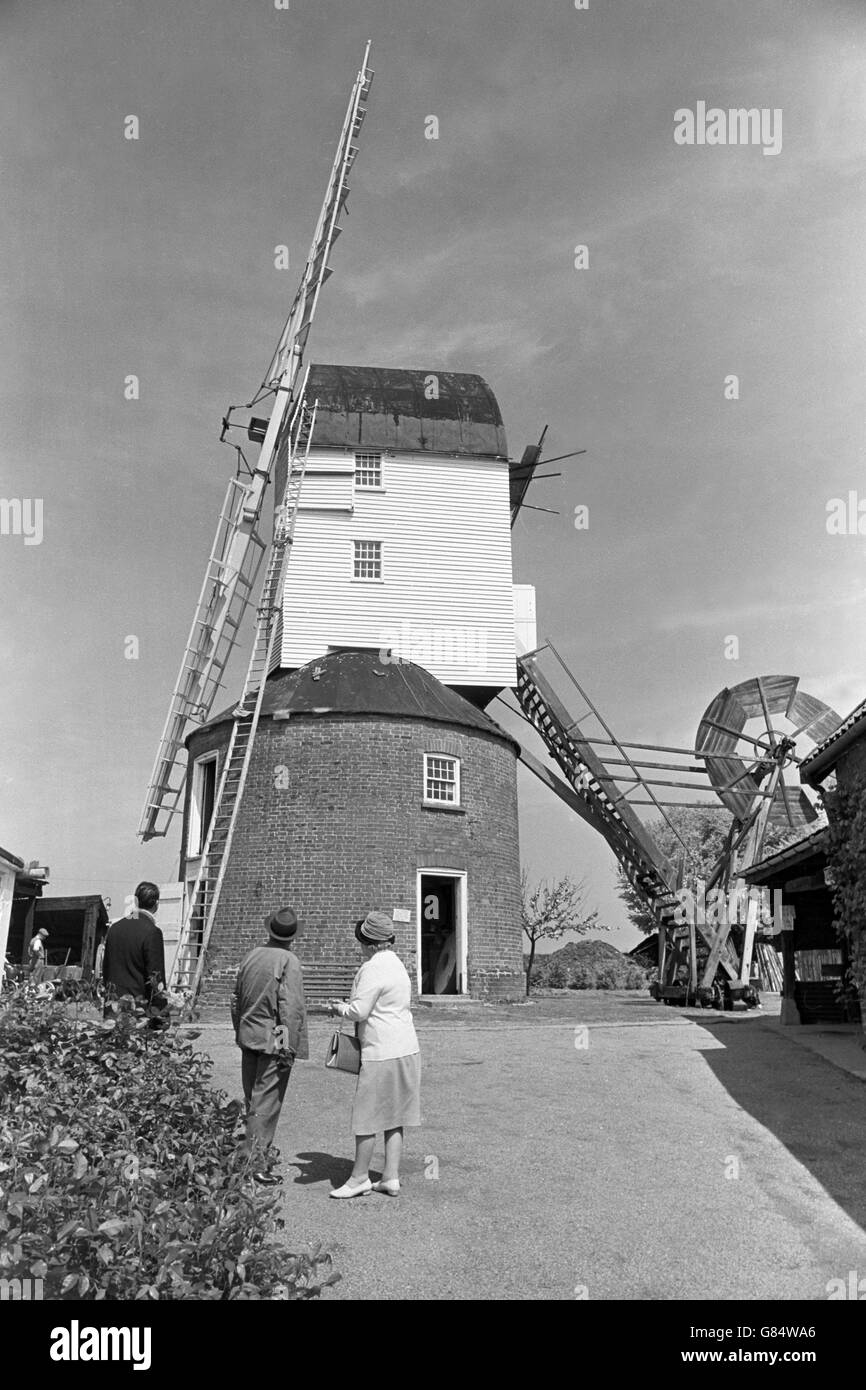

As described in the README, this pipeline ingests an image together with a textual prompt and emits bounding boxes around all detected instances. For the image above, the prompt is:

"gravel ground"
[194,990,866,1300]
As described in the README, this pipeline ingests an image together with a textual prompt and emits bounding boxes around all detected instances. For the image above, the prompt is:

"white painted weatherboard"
[279,450,517,687]
[513,584,537,657]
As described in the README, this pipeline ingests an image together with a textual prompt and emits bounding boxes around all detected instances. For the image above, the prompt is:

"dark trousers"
[241,1048,292,1150]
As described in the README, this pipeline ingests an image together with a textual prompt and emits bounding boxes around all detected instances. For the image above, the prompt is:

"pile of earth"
[525,939,650,990]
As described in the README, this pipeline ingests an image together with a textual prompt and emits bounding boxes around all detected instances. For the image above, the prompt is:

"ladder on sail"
[515,643,740,975]
[516,646,679,912]
[138,42,374,842]
[170,394,318,993]
[137,481,268,839]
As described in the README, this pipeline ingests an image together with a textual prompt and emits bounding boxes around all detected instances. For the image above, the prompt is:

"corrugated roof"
[800,696,866,780]
[190,649,518,747]
[306,364,508,458]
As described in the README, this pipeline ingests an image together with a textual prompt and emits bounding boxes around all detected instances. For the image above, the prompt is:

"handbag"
[325,1025,361,1074]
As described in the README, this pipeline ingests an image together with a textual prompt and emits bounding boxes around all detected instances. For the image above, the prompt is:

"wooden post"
[21,896,36,964]
[82,902,97,977]
[700,917,734,988]
[739,894,759,986]
[687,914,698,999]
[780,907,799,1024]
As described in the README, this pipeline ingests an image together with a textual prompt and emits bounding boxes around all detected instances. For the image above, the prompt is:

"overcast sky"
[2,0,865,947]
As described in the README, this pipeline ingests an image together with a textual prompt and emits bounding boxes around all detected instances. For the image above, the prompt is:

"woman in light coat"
[327,911,421,1198]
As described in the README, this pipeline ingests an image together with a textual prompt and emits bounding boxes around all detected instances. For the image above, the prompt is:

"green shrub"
[0,984,338,1300]
[825,779,866,1010]
[545,961,569,989]
[568,959,649,990]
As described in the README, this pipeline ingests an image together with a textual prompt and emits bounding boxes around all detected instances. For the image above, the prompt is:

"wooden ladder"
[171,395,318,994]
[138,42,374,843]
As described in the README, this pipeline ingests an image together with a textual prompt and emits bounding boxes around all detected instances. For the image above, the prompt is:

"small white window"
[424,754,460,806]
[188,754,218,856]
[355,452,382,488]
[353,540,382,580]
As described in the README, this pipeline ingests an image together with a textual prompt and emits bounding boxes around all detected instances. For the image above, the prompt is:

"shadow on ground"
[291,1151,353,1187]
[696,1016,866,1237]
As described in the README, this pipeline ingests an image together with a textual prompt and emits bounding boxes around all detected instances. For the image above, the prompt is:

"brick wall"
[183,712,524,1011]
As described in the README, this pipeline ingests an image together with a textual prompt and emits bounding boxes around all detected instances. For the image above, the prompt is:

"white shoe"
[329,1178,372,1199]
[371,1179,400,1196]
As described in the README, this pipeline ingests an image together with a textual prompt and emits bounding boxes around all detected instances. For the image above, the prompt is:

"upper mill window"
[353,540,382,580]
[354,452,382,488]
[424,754,460,807]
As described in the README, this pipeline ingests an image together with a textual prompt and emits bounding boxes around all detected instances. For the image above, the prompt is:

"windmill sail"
[138,44,374,841]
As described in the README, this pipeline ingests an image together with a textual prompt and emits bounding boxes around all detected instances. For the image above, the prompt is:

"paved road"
[201,1002,866,1300]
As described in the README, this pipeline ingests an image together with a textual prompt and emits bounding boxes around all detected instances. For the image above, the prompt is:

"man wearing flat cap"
[230,907,308,1181]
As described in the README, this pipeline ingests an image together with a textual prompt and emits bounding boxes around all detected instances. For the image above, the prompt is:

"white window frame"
[187,753,218,857]
[352,539,383,581]
[423,753,461,808]
[354,451,384,489]
[416,869,468,996]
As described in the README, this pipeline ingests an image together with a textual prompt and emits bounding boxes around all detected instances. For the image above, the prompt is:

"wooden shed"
[744,828,859,1025]
[8,894,109,977]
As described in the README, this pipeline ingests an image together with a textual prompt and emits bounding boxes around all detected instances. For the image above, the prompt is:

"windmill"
[500,637,841,1008]
[137,44,374,993]
[134,41,834,1013]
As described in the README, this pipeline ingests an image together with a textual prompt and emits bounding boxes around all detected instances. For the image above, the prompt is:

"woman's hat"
[266,907,299,940]
[357,911,395,943]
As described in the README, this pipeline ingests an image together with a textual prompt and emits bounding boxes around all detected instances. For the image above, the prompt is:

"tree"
[615,804,806,934]
[521,871,601,996]
[824,778,866,1009]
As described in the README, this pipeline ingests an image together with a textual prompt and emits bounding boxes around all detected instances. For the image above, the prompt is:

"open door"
[419,873,465,994]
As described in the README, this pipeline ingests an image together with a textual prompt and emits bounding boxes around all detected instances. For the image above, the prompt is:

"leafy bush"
[594,964,619,990]
[825,777,866,1016]
[0,984,338,1300]
[545,961,569,989]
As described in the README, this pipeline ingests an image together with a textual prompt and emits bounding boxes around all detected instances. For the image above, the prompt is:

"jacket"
[103,911,166,1002]
[338,950,419,1061]
[230,944,309,1059]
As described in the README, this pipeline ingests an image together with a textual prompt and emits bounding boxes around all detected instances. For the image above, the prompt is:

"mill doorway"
[418,871,467,995]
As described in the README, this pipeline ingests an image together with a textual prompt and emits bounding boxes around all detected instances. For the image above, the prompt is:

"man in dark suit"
[230,907,308,1183]
[103,881,167,1008]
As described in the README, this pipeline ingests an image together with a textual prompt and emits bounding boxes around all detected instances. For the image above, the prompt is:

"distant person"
[327,911,421,1199]
[230,907,308,1184]
[28,927,49,982]
[103,882,166,1011]
[93,927,107,984]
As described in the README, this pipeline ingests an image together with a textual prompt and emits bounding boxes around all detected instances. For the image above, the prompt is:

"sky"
[2,0,865,948]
